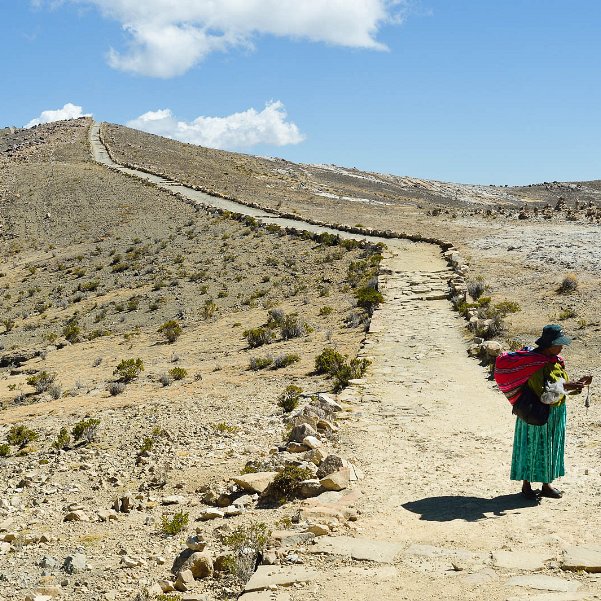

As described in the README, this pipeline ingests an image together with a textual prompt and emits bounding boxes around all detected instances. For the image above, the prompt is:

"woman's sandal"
[540,486,563,499]
[521,487,539,500]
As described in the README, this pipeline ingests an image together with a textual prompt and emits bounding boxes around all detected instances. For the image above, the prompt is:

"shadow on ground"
[402,493,539,522]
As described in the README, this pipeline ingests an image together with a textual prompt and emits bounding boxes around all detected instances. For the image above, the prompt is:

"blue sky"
[2,1,600,185]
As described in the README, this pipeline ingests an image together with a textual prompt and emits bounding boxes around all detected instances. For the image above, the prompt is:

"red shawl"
[494,348,564,404]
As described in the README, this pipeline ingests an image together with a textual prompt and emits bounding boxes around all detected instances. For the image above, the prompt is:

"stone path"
[89,123,601,601]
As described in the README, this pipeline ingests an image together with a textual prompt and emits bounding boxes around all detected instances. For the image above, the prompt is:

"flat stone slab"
[506,594,590,601]
[493,550,554,571]
[244,566,319,592]
[562,545,601,573]
[506,575,580,592]
[232,472,279,494]
[310,536,403,563]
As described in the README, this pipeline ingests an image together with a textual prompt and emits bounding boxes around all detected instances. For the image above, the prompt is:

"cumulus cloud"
[57,0,407,77]
[126,101,305,150]
[25,103,92,128]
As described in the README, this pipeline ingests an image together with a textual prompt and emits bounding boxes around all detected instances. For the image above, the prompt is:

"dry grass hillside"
[0,119,384,600]
[103,123,601,373]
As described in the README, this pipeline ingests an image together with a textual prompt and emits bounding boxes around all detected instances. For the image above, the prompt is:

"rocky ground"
[0,119,600,601]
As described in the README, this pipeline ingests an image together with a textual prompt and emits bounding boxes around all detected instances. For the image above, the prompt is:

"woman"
[510,324,592,499]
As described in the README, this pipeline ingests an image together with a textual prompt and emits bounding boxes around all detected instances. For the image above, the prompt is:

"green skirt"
[510,402,566,483]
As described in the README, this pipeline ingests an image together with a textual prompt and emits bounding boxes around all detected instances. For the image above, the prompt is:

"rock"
[307,524,330,536]
[158,580,176,593]
[244,565,319,592]
[63,510,89,522]
[173,550,214,579]
[299,480,324,498]
[186,535,207,552]
[198,509,224,521]
[1,532,17,542]
[98,509,118,522]
[34,585,62,598]
[481,340,503,358]
[286,442,308,453]
[63,553,86,574]
[320,468,350,491]
[493,550,554,571]
[224,505,244,517]
[175,569,195,592]
[310,536,403,563]
[304,448,327,466]
[162,495,185,505]
[114,495,134,513]
[39,556,58,569]
[25,596,53,601]
[316,393,342,412]
[316,455,345,478]
[232,472,279,494]
[0,542,11,554]
[239,593,291,601]
[562,544,601,573]
[302,436,322,449]
[146,583,164,597]
[288,423,317,443]
[270,530,314,547]
[505,575,580,592]
[120,555,145,568]
[181,594,211,601]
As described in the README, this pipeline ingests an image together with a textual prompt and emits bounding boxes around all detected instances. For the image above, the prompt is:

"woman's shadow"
[402,493,539,522]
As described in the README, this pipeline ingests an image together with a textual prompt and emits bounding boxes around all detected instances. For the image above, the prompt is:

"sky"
[1,0,600,185]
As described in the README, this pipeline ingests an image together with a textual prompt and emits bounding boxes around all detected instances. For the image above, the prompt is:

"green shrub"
[280,313,311,340]
[72,418,100,444]
[113,358,144,382]
[213,422,240,435]
[202,299,217,319]
[78,280,99,292]
[219,522,270,580]
[63,321,81,343]
[355,286,384,315]
[0,444,11,457]
[467,277,487,300]
[332,358,371,391]
[558,307,577,320]
[7,425,39,449]
[2,319,15,333]
[315,348,346,375]
[244,326,275,348]
[249,356,273,371]
[168,367,187,380]
[264,465,314,505]
[158,320,182,343]
[273,353,300,369]
[278,385,303,412]
[52,427,71,450]
[493,300,521,317]
[161,511,189,535]
[26,371,56,394]
[319,306,334,316]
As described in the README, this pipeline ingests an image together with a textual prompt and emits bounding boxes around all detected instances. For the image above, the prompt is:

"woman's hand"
[565,376,592,393]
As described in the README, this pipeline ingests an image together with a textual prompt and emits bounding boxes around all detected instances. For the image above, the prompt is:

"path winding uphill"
[90,123,601,601]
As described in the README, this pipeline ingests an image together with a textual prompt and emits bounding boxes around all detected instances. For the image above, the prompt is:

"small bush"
[7,425,39,449]
[219,522,270,581]
[26,371,56,394]
[48,383,62,400]
[315,348,346,375]
[280,313,311,340]
[107,382,126,396]
[467,277,487,300]
[113,358,144,382]
[52,427,71,450]
[72,418,100,444]
[332,357,371,391]
[264,465,314,505]
[319,306,334,316]
[158,320,182,343]
[2,319,15,333]
[559,274,578,294]
[267,308,286,327]
[78,280,99,293]
[278,385,303,412]
[273,353,300,369]
[63,321,81,343]
[202,299,217,319]
[493,300,521,317]
[558,307,577,320]
[168,367,187,380]
[355,286,384,315]
[159,373,172,387]
[213,422,240,435]
[0,444,11,457]
[244,326,275,348]
[249,356,273,371]
[161,511,189,535]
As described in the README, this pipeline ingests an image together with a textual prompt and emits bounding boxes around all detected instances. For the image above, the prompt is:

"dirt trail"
[90,124,601,601]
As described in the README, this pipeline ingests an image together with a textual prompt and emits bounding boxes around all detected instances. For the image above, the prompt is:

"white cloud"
[25,103,92,128]
[57,0,407,77]
[126,101,305,150]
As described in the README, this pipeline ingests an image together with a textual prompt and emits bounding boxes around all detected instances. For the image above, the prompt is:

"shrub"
[344,309,369,330]
[213,422,240,435]
[332,358,371,391]
[63,321,81,343]
[249,356,273,371]
[278,385,303,412]
[48,384,62,400]
[2,319,15,333]
[52,427,71,450]
[273,353,300,369]
[267,308,286,327]
[161,511,189,535]
[158,320,182,343]
[139,436,154,454]
[168,367,187,381]
[219,522,270,581]
[78,280,99,292]
[26,371,56,394]
[493,301,521,317]
[319,306,334,316]
[559,274,578,293]
[263,465,314,505]
[355,286,384,315]
[244,327,275,348]
[280,313,311,340]
[72,418,100,444]
[0,444,11,457]
[159,373,172,387]
[107,382,126,396]
[467,277,487,300]
[315,348,346,375]
[7,425,39,449]
[113,358,144,382]
[201,299,217,319]
[558,307,577,320]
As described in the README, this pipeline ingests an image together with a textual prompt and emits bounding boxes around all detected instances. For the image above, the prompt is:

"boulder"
[320,468,350,491]
[232,472,278,494]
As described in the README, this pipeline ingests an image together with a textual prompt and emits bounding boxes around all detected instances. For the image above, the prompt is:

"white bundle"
[541,378,566,405]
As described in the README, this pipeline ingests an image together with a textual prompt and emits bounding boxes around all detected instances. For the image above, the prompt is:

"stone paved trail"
[90,123,601,601]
